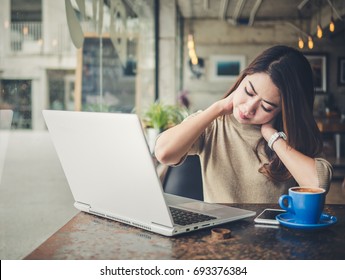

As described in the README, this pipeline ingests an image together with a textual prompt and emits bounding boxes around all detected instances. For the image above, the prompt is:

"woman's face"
[232,73,282,125]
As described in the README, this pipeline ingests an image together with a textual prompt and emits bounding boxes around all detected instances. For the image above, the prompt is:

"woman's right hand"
[217,93,234,116]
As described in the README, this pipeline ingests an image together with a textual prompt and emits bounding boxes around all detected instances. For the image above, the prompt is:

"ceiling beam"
[298,0,310,11]
[248,0,262,26]
[219,0,229,21]
[326,0,343,20]
[203,0,209,11]
[233,0,246,21]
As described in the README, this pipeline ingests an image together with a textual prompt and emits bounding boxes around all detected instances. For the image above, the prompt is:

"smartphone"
[254,208,286,225]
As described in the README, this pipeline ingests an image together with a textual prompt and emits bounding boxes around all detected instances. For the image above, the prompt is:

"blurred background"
[1,0,345,259]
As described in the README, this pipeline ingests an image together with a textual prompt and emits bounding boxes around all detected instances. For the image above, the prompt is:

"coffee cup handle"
[278,195,294,214]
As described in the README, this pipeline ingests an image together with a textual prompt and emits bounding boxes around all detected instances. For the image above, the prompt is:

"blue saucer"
[276,213,337,230]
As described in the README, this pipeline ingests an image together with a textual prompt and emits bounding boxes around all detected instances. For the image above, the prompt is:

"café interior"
[1,0,345,259]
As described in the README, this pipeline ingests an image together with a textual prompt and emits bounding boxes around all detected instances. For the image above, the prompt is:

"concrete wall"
[180,18,345,112]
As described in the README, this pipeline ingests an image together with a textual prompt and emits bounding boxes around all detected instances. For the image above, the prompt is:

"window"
[1,0,156,128]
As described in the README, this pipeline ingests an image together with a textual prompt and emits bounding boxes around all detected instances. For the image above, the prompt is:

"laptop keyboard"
[169,207,217,226]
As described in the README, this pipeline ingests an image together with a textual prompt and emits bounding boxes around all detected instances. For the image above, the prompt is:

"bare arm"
[261,125,319,187]
[155,95,234,165]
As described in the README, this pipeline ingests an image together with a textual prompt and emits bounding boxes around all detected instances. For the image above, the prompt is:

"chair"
[162,155,204,201]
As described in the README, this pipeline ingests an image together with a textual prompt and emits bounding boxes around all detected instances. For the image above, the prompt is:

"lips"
[238,110,249,120]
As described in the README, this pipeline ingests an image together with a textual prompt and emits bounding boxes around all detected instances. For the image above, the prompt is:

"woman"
[155,45,333,203]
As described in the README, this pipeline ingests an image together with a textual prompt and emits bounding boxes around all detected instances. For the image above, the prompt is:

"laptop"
[0,110,13,185]
[42,110,255,236]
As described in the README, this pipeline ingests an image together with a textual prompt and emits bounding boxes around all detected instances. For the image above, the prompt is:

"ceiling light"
[23,26,29,35]
[329,17,335,32]
[308,36,314,49]
[298,37,304,49]
[187,34,199,65]
[187,34,195,49]
[316,24,323,39]
[191,56,199,65]
[316,1,323,39]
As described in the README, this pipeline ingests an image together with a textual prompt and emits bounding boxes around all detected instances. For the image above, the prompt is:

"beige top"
[183,113,333,203]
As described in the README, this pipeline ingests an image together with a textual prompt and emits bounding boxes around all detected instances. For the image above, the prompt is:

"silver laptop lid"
[43,110,173,228]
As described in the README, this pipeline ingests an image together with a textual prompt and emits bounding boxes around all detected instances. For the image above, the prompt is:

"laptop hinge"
[151,221,174,229]
[74,201,91,212]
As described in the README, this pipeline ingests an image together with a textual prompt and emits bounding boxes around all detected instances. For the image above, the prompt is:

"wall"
[181,19,345,113]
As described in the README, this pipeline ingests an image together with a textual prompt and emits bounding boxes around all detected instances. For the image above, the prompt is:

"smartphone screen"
[254,209,286,225]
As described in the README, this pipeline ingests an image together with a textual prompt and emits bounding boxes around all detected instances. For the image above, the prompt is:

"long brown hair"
[224,45,323,182]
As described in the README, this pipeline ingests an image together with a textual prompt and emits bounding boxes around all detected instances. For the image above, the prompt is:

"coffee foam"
[291,187,324,194]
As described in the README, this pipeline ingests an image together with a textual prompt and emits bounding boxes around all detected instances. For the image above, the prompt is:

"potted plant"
[142,101,188,152]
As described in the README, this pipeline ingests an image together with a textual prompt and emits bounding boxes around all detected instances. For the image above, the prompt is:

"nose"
[244,98,260,116]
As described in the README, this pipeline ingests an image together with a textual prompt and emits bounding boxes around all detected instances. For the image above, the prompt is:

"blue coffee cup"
[278,187,326,224]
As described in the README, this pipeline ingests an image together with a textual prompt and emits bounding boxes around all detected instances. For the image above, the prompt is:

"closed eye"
[244,87,254,97]
[245,85,276,113]
[261,105,273,113]
[245,85,275,113]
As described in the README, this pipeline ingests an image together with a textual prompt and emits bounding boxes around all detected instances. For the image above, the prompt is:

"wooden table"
[24,204,345,260]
